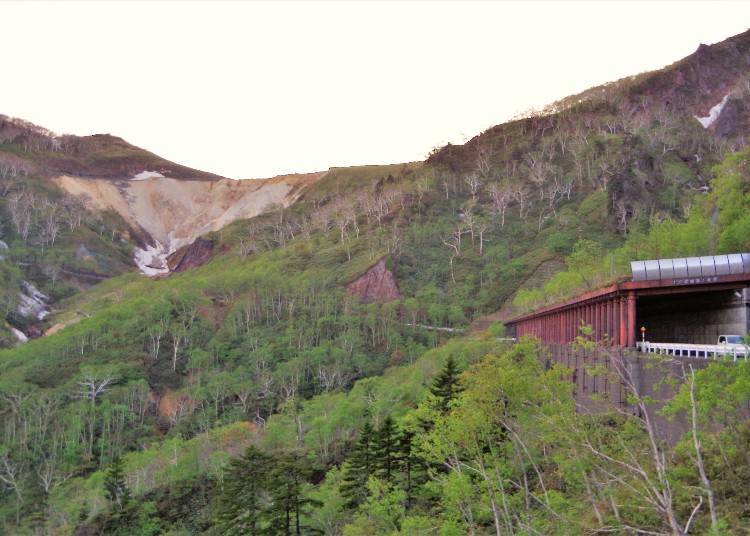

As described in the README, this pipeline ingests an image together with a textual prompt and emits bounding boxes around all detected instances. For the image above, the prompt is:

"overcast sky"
[2,2,749,179]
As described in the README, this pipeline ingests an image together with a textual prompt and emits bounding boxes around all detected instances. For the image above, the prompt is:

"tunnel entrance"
[637,288,749,345]
[506,253,750,349]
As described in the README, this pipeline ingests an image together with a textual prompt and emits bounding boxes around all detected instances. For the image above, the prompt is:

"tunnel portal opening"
[637,288,749,345]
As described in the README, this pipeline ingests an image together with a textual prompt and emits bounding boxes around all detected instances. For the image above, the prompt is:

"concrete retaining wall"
[545,344,716,444]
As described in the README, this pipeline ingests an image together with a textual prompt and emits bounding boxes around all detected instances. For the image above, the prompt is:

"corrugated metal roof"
[631,253,750,281]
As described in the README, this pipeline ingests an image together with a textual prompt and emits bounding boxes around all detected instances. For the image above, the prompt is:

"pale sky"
[1,1,749,179]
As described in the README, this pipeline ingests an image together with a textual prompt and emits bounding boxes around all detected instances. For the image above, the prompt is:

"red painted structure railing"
[505,272,750,347]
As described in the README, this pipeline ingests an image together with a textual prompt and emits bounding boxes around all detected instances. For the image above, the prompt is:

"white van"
[718,334,745,345]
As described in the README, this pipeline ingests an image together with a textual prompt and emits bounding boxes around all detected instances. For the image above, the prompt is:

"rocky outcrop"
[0,115,327,277]
[16,281,50,322]
[167,237,215,273]
[7,281,51,341]
[53,171,326,276]
[713,95,750,138]
[346,258,400,303]
[428,29,750,173]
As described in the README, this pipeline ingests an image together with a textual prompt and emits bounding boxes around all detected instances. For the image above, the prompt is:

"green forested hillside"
[0,170,137,346]
[1,31,750,535]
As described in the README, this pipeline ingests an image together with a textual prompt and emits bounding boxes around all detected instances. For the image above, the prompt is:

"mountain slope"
[0,116,223,180]
[52,171,325,275]
[0,116,329,343]
[1,28,750,535]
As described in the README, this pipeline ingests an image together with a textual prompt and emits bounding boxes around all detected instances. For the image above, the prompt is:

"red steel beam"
[626,292,636,347]
[507,273,750,326]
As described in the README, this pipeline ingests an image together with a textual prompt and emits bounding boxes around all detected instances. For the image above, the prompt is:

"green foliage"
[5,54,750,534]
[215,446,273,536]
[373,416,399,481]
[340,421,376,507]
[0,261,21,316]
[0,169,137,345]
[343,478,407,536]
[428,356,463,415]
[514,207,716,312]
[545,229,577,254]
[712,148,750,252]
[266,452,321,535]
[103,457,132,511]
[215,446,320,536]
[486,321,506,338]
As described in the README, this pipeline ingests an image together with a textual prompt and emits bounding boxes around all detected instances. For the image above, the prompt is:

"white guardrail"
[636,341,748,361]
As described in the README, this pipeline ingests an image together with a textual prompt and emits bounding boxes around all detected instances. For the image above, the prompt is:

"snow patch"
[134,240,171,276]
[10,327,28,343]
[131,170,165,181]
[694,94,730,128]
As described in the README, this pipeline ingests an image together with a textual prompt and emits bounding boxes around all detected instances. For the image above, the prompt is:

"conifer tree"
[266,452,320,535]
[103,456,132,512]
[420,356,465,432]
[374,415,399,482]
[340,420,376,507]
[395,429,425,508]
[430,356,463,414]
[216,446,273,536]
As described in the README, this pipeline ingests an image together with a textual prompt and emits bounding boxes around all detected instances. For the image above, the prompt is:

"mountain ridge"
[0,115,224,180]
[1,27,750,534]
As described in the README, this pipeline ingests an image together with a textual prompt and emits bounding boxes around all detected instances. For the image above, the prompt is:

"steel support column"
[626,292,637,347]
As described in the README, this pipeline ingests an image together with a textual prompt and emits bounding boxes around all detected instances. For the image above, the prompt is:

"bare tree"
[76,369,118,457]
[7,189,35,242]
[462,201,477,245]
[464,173,483,202]
[415,175,432,213]
[312,203,334,233]
[386,223,402,257]
[511,184,531,222]
[39,199,62,247]
[36,436,72,496]
[580,348,687,535]
[440,171,457,200]
[146,315,169,360]
[169,301,198,371]
[237,236,256,257]
[489,182,512,227]
[332,200,356,261]
[61,194,89,231]
[614,197,630,235]
[473,136,493,176]
[41,262,62,287]
[77,374,117,405]
[0,155,31,179]
[687,364,718,533]
[442,225,464,283]
[476,218,489,256]
[0,451,25,521]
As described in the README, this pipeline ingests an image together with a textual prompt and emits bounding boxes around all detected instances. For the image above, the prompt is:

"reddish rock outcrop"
[714,96,750,138]
[346,258,400,303]
[167,237,215,273]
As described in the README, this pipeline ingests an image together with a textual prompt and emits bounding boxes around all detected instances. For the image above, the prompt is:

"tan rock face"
[346,258,400,303]
[53,171,325,274]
